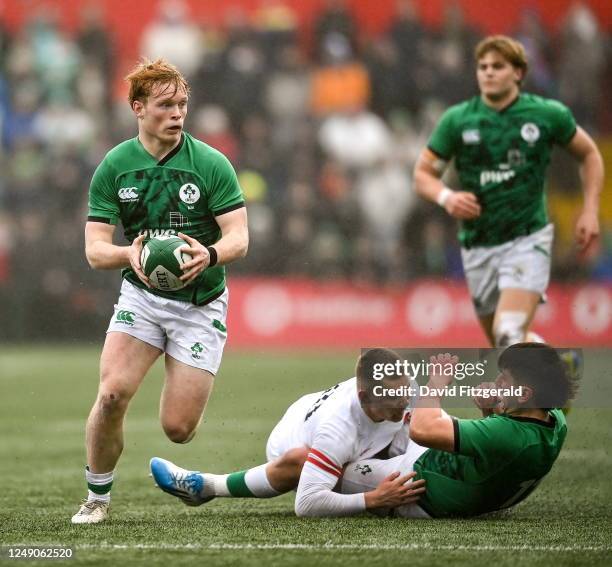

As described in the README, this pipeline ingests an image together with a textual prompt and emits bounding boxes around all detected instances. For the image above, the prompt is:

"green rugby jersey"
[88,132,245,305]
[413,409,567,517]
[428,93,577,247]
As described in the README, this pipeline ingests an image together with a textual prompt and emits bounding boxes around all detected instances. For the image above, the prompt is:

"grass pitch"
[1,346,611,566]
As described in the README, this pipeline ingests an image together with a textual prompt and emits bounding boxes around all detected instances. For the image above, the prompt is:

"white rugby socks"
[86,467,114,503]
[204,464,280,498]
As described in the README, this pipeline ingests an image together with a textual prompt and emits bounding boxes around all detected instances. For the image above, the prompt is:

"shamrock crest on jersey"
[179,183,201,206]
[520,122,540,144]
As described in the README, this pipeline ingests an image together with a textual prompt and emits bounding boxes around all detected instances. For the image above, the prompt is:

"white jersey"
[265,377,408,517]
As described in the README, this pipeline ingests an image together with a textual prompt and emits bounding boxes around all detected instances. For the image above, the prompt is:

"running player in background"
[341,344,571,518]
[72,59,248,524]
[150,349,425,516]
[413,35,604,347]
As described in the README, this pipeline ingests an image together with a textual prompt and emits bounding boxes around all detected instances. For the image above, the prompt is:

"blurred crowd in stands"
[0,0,610,339]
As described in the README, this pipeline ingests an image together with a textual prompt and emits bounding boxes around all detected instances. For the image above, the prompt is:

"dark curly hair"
[498,343,575,409]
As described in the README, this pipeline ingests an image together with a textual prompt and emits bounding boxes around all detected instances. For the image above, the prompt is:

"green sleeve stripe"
[87,216,112,224]
[560,126,577,146]
[87,481,113,495]
[427,145,451,161]
[87,212,119,225]
[226,471,255,497]
[452,417,460,453]
[214,202,245,216]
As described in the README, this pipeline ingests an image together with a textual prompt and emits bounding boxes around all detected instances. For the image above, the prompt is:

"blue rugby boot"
[150,457,214,506]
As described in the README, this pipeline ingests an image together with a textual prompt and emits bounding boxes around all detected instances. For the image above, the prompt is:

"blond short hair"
[125,58,190,106]
[475,35,529,82]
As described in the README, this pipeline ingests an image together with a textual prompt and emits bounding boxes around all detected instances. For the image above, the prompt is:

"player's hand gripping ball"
[140,235,193,291]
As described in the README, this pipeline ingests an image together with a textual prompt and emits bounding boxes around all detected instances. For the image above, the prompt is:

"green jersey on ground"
[428,93,577,248]
[88,132,244,305]
[414,409,567,517]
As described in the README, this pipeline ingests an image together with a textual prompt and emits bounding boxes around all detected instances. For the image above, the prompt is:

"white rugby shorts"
[340,440,431,518]
[107,280,228,375]
[461,223,554,316]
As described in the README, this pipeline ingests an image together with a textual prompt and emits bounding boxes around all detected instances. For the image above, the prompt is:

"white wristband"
[436,187,453,207]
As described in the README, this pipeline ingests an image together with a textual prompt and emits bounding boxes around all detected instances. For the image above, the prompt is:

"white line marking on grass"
[31,543,611,553]
[210,543,611,552]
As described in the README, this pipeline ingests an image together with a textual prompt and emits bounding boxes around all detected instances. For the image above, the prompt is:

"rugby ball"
[140,235,192,291]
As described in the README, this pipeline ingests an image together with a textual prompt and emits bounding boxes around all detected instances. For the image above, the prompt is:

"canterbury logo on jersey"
[480,169,516,186]
[306,449,342,478]
[115,310,135,326]
[118,187,139,202]
[462,129,480,144]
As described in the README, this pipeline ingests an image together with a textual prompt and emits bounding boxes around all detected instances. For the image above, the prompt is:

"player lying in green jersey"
[413,35,604,347]
[340,343,571,518]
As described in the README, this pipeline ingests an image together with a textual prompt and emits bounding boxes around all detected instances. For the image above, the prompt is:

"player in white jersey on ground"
[151,348,425,516]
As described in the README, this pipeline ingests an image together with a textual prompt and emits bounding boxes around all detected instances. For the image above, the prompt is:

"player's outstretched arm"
[294,455,425,517]
[565,127,604,251]
[409,354,457,452]
[413,149,481,219]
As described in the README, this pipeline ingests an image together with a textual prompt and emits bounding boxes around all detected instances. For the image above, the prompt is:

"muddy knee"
[97,389,131,418]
